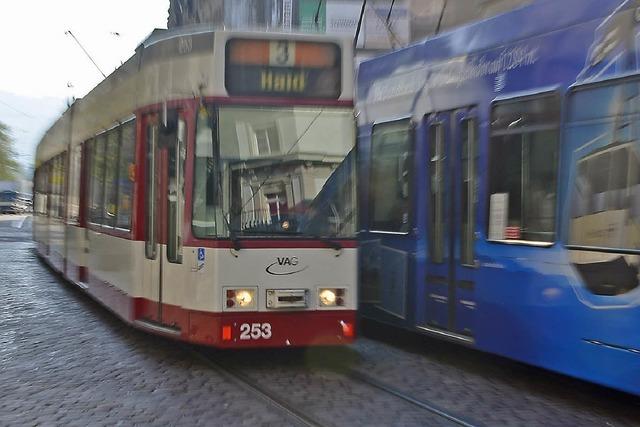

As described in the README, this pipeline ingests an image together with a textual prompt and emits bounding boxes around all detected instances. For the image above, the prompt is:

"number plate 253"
[239,323,272,340]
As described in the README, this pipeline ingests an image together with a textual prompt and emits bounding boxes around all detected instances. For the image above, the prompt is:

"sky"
[0,0,169,171]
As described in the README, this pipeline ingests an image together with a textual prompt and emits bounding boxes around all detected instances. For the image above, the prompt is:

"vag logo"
[266,256,308,275]
[278,256,298,266]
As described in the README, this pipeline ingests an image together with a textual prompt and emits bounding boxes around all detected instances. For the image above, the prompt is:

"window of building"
[116,121,136,230]
[488,94,560,243]
[369,120,413,233]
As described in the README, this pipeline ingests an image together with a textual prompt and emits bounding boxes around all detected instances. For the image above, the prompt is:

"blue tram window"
[488,93,560,243]
[369,120,413,233]
[567,78,640,251]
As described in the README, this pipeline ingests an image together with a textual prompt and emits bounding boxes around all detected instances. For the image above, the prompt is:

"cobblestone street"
[0,216,292,426]
[1,215,639,426]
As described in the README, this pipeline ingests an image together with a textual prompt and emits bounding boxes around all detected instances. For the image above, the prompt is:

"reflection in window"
[370,121,412,233]
[488,94,560,242]
[569,80,640,250]
[212,106,355,237]
[567,79,640,296]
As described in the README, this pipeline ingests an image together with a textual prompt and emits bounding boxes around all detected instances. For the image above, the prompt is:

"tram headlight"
[224,287,257,310]
[235,290,253,307]
[318,288,345,307]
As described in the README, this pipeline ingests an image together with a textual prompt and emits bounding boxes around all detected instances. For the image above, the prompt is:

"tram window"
[58,154,66,219]
[49,154,66,219]
[145,123,158,260]
[192,107,219,238]
[116,121,135,230]
[48,158,57,218]
[568,78,640,251]
[370,120,413,233]
[34,167,47,216]
[89,136,106,225]
[488,94,560,242]
[103,130,120,227]
[67,145,81,224]
[167,118,186,264]
[429,123,445,262]
[461,119,478,265]
[46,160,54,217]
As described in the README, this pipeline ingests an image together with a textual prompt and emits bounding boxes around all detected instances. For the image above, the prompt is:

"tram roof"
[356,0,634,123]
[36,26,353,166]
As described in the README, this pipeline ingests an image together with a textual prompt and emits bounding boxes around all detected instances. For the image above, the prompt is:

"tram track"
[343,368,481,427]
[187,344,482,427]
[185,345,331,427]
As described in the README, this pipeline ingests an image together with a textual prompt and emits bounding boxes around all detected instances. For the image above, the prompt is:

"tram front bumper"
[188,310,356,348]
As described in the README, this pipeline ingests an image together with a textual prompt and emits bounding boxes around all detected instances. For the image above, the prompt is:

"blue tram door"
[423,109,478,340]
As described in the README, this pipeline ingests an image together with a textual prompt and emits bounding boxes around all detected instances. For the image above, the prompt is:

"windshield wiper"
[311,234,343,251]
[230,228,242,251]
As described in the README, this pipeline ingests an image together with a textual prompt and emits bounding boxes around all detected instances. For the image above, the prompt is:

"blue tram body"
[357,0,640,395]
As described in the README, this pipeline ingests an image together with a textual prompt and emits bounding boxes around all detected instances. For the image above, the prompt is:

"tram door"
[424,108,478,339]
[142,112,186,325]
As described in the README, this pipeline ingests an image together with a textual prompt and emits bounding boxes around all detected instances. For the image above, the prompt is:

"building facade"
[168,0,532,51]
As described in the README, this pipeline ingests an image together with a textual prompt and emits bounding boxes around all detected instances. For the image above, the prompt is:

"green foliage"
[0,122,22,180]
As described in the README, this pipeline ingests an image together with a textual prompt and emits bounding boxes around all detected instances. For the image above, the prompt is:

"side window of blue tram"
[568,79,640,251]
[369,120,413,233]
[488,94,560,242]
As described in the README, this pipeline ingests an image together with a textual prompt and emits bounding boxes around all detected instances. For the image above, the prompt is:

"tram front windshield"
[193,106,356,239]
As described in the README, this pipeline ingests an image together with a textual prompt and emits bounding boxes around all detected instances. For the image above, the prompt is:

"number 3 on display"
[270,41,295,67]
[239,323,272,340]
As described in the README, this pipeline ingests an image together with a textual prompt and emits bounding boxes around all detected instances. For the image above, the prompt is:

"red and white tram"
[33,29,357,348]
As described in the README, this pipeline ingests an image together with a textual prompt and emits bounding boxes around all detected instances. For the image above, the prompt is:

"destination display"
[225,38,341,98]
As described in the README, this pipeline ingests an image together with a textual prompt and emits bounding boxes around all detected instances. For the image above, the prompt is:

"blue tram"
[356,0,640,395]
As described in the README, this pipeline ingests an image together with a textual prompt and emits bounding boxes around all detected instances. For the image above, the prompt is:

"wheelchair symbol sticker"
[197,248,205,270]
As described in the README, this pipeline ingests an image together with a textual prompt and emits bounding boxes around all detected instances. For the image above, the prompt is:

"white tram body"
[33,28,357,348]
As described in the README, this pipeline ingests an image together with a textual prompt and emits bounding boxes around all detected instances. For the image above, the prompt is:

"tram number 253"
[239,323,272,340]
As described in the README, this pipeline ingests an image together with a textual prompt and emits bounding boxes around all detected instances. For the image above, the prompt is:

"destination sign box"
[225,39,341,98]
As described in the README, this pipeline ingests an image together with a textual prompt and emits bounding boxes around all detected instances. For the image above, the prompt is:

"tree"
[0,122,22,181]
